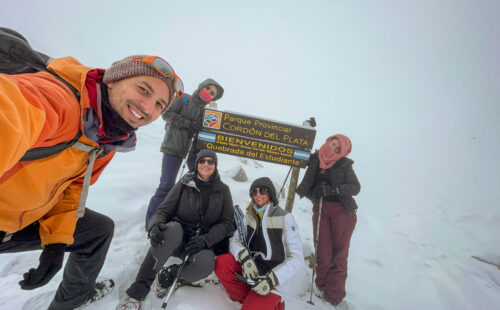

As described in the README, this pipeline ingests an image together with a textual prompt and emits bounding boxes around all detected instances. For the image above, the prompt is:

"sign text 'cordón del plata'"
[196,109,316,168]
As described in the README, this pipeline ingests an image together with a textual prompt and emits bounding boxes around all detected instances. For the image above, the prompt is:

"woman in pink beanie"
[296,134,360,308]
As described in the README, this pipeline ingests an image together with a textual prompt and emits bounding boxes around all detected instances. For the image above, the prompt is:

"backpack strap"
[50,72,81,102]
[19,136,102,219]
[18,72,82,162]
[73,142,103,218]
[165,93,189,130]
[19,130,83,161]
[74,81,106,218]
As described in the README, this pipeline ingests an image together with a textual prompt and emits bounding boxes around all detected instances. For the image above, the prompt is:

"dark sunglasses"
[126,55,184,98]
[199,159,215,165]
[204,86,217,97]
[250,187,269,197]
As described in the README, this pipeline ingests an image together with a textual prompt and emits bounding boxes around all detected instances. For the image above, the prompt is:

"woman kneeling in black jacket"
[117,149,234,309]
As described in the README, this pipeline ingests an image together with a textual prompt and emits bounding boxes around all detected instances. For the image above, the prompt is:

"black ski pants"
[126,221,215,301]
[0,209,114,310]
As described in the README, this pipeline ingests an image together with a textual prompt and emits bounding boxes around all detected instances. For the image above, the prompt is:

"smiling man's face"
[106,75,171,128]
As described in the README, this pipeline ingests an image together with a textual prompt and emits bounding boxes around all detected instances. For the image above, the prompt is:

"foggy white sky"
[2,0,499,214]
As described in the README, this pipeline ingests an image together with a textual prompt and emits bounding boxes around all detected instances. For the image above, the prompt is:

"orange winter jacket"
[0,57,115,246]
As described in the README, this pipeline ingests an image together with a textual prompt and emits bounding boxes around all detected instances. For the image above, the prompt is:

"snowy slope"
[1,118,499,310]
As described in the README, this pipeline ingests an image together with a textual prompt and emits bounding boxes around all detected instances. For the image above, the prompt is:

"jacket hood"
[249,177,279,205]
[193,78,224,101]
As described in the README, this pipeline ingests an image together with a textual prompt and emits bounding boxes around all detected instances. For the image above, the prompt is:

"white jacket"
[229,204,304,293]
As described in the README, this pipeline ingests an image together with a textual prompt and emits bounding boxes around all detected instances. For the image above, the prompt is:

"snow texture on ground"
[1,119,499,310]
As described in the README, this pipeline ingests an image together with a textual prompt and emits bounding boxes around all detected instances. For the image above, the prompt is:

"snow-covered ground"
[1,118,499,310]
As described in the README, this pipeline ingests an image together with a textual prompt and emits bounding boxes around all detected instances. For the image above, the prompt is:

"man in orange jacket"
[0,54,183,309]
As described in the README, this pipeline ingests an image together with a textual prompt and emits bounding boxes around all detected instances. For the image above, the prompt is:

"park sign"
[195,109,316,168]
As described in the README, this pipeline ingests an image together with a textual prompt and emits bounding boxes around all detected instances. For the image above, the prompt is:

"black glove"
[19,243,66,290]
[148,223,169,247]
[251,271,278,296]
[190,119,203,132]
[313,183,339,198]
[170,115,192,129]
[184,235,207,255]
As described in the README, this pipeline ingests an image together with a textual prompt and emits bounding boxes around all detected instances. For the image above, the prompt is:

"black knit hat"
[195,149,218,167]
[249,177,279,205]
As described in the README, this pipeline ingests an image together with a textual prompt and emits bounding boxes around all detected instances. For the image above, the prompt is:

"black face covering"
[100,85,136,137]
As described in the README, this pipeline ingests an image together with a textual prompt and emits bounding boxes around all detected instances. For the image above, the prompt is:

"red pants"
[214,254,285,310]
[313,201,356,305]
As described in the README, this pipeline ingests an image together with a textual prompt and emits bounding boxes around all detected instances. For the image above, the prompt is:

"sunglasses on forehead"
[126,56,184,98]
[199,159,215,165]
[250,187,269,197]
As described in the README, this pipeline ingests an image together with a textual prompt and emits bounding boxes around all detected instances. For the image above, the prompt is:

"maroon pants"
[312,200,357,305]
[214,254,285,310]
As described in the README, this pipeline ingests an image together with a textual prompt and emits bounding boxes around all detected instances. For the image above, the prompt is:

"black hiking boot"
[76,279,115,309]
[155,264,189,298]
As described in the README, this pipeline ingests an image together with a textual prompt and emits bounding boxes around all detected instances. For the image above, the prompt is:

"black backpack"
[0,27,82,161]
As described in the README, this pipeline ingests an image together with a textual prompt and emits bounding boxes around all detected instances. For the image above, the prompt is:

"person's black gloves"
[184,235,207,255]
[19,243,66,290]
[169,115,192,129]
[178,118,192,129]
[313,183,340,198]
[190,119,203,132]
[148,223,169,247]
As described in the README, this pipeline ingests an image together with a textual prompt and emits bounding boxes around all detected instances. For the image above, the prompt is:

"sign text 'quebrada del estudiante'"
[196,109,316,168]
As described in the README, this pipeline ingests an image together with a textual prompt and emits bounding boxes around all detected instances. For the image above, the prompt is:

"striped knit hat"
[103,55,176,103]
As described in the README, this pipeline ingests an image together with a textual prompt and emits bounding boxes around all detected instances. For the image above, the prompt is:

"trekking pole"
[235,274,328,309]
[176,158,188,182]
[278,166,293,198]
[160,228,200,309]
[176,134,197,182]
[308,195,324,305]
[159,254,190,309]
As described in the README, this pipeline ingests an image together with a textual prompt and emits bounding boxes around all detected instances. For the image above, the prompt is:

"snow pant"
[214,254,285,310]
[312,200,357,305]
[126,222,215,301]
[145,152,196,229]
[0,209,114,310]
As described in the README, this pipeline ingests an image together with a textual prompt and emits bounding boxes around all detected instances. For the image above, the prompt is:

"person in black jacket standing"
[117,149,234,310]
[296,134,360,309]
